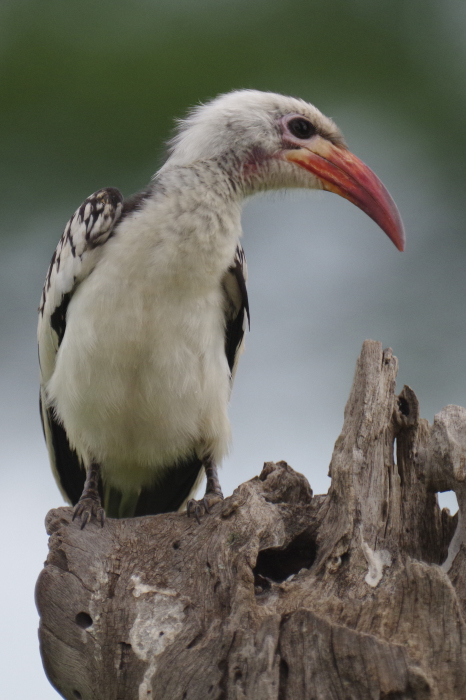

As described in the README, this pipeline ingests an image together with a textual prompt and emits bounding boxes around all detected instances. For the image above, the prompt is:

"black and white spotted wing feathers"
[38,188,124,504]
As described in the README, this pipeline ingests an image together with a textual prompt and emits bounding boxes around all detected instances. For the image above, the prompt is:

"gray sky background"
[1,1,465,696]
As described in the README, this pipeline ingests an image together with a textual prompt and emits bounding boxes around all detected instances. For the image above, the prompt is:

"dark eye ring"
[287,117,316,140]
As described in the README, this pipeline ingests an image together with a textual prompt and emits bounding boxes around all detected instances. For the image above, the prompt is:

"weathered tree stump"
[36,341,466,699]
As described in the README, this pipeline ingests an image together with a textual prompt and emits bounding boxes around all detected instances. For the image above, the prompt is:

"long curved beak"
[285,138,405,251]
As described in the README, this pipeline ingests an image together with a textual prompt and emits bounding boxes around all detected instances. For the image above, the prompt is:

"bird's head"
[165,90,405,251]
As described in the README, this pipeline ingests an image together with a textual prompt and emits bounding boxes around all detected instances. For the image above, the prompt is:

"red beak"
[285,139,405,251]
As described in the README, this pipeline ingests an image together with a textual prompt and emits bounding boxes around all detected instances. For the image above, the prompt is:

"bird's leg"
[204,460,224,508]
[72,462,105,529]
[187,458,224,524]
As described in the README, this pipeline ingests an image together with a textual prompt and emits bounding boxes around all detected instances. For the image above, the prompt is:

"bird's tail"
[103,454,205,518]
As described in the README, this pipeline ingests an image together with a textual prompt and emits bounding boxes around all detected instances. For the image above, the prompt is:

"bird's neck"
[125,159,244,287]
[157,152,245,200]
[158,148,275,199]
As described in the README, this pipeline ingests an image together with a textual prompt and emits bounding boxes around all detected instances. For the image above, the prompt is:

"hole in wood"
[186,633,202,649]
[438,490,459,515]
[253,530,317,584]
[254,573,271,593]
[75,612,93,629]
[73,691,82,699]
[173,541,180,549]
[119,642,132,670]
[234,668,242,681]
[398,396,410,416]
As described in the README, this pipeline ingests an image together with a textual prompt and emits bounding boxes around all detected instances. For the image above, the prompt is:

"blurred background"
[1,0,465,695]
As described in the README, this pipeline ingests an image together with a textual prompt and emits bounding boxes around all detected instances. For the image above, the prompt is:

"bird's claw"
[187,492,223,524]
[72,497,105,529]
[187,499,203,525]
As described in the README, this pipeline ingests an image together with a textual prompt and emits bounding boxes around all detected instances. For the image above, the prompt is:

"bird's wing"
[222,243,250,382]
[38,188,124,504]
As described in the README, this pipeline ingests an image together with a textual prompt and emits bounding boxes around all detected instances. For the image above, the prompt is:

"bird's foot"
[72,495,105,529]
[187,491,223,524]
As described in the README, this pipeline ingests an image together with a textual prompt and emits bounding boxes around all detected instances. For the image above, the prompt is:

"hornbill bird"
[38,90,405,526]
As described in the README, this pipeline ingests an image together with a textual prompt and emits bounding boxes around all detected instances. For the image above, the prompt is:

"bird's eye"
[287,117,316,140]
